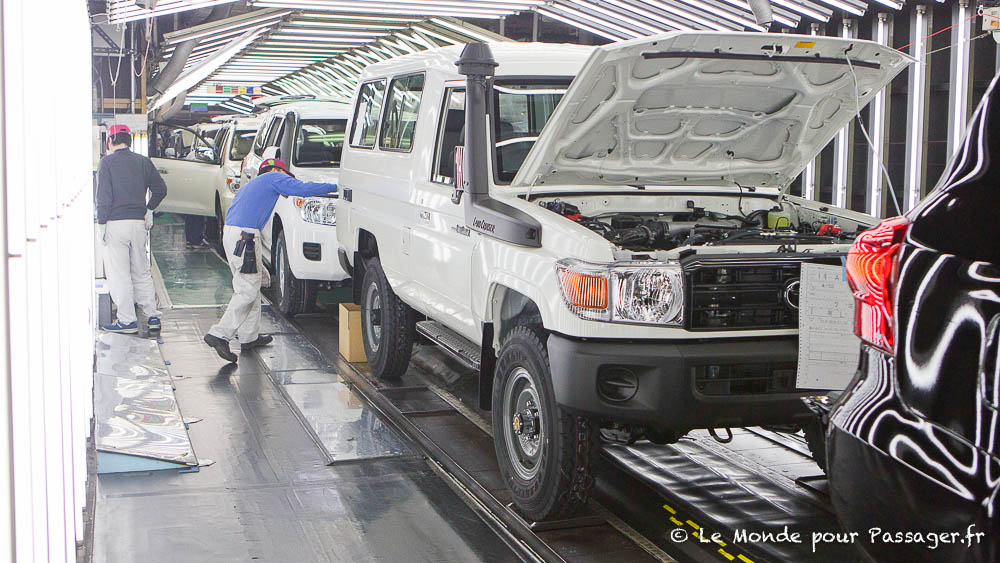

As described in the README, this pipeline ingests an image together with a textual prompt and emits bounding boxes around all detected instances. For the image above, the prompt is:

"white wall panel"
[2,0,95,560]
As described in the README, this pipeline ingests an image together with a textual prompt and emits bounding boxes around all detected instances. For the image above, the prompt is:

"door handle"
[419,211,431,222]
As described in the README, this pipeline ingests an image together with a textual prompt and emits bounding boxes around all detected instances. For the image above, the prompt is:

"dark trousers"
[183,214,205,244]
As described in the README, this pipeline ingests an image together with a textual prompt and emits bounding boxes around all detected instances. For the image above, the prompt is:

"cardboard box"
[339,303,367,363]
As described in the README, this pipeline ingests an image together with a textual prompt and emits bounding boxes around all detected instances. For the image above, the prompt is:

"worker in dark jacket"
[96,124,168,334]
[203,158,335,362]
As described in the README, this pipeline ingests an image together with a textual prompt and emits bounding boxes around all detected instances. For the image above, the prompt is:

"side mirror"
[451,145,465,205]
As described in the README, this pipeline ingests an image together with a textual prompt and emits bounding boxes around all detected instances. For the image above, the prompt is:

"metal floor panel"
[94,373,198,466]
[96,331,170,383]
[256,333,332,372]
[279,379,411,463]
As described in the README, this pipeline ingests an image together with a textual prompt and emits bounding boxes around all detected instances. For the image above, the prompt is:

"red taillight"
[845,216,910,353]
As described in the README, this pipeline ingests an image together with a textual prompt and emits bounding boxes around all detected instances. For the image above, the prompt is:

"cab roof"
[358,42,595,83]
[257,99,351,120]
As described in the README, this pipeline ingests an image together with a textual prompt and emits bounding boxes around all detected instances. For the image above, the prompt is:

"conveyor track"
[287,313,847,562]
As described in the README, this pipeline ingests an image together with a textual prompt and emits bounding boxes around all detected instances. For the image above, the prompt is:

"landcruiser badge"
[783,279,800,310]
[473,218,496,233]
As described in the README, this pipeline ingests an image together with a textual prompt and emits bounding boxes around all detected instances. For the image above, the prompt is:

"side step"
[416,320,481,371]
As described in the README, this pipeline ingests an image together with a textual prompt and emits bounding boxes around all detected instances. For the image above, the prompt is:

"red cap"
[108,124,131,136]
[259,158,293,177]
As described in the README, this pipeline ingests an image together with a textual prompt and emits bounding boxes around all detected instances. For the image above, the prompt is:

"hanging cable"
[896,12,980,52]
[133,18,153,79]
[107,23,127,119]
[844,52,902,217]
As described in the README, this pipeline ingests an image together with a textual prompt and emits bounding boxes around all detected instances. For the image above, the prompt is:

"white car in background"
[239,95,350,315]
[148,115,261,232]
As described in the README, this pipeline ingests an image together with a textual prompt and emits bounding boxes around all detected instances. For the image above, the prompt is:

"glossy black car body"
[827,72,1000,562]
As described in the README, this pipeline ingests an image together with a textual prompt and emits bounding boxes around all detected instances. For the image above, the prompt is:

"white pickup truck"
[336,32,911,521]
[239,96,350,315]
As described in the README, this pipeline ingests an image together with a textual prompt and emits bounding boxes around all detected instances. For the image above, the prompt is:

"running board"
[416,321,481,371]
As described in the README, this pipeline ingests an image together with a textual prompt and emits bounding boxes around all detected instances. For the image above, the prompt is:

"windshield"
[294,119,346,167]
[229,129,256,161]
[492,80,569,183]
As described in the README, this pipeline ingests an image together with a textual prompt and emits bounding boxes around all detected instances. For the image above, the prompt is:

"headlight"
[295,197,336,226]
[227,177,240,193]
[556,259,683,326]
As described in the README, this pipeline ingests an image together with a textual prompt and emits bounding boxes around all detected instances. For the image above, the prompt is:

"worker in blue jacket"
[204,158,335,362]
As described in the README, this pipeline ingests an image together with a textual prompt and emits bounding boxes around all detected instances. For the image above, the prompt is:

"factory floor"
[91,220,516,563]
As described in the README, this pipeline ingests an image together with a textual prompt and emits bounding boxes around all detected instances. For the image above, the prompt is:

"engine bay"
[539,198,865,252]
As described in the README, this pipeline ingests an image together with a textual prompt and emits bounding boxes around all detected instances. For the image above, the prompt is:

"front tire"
[360,257,415,378]
[275,230,317,316]
[492,326,596,521]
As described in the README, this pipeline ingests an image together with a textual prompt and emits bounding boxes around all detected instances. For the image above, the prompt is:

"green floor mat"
[152,223,233,307]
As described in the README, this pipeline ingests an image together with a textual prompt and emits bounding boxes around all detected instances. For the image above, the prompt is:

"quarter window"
[350,80,386,148]
[380,73,425,152]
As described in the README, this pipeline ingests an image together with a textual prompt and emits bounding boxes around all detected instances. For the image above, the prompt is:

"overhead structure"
[159,10,510,109]
[108,0,241,23]
[147,0,924,111]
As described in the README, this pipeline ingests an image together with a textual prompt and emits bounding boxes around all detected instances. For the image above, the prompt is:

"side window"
[380,73,425,151]
[252,118,271,156]
[264,116,284,148]
[215,128,230,163]
[432,89,466,185]
[350,79,386,148]
[151,124,195,160]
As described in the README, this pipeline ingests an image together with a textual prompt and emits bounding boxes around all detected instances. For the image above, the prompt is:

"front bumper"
[547,333,816,431]
[275,203,349,282]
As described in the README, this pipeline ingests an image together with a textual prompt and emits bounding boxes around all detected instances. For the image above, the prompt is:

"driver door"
[150,124,221,216]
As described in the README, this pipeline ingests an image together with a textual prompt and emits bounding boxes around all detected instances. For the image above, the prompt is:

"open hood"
[511,31,912,190]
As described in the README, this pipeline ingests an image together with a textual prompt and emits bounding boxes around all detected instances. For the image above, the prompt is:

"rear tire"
[275,230,317,316]
[360,257,414,378]
[492,325,596,521]
[804,420,828,473]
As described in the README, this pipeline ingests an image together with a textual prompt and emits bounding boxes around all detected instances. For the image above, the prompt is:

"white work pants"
[104,219,161,324]
[209,225,263,342]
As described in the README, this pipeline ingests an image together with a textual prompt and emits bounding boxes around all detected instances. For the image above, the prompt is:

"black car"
[824,71,1000,562]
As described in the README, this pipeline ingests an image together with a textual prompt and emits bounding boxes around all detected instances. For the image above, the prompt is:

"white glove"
[144,209,153,231]
[98,224,107,244]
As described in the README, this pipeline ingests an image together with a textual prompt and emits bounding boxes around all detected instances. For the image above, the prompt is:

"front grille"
[302,242,321,261]
[694,362,797,395]
[687,262,801,330]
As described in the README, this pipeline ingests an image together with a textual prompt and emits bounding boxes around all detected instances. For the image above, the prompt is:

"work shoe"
[147,317,161,331]
[203,333,237,363]
[240,334,273,351]
[102,320,138,334]
[186,239,211,249]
